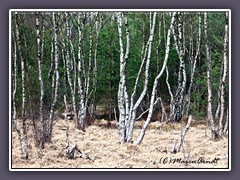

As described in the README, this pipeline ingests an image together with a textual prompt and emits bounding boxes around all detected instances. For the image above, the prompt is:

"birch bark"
[36,14,45,148]
[126,12,157,143]
[117,12,128,143]
[170,12,186,122]
[48,12,60,141]
[204,12,218,140]
[15,13,29,159]
[77,13,87,131]
[219,12,228,136]
[13,24,23,157]
[185,14,201,117]
[135,12,177,145]
[65,12,77,117]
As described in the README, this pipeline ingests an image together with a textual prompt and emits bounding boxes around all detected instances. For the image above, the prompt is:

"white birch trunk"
[171,115,192,153]
[77,13,86,131]
[166,65,174,118]
[223,108,228,135]
[156,13,162,73]
[62,49,69,112]
[48,38,54,79]
[170,12,186,122]
[15,13,29,159]
[204,12,218,140]
[36,15,45,148]
[85,18,93,113]
[126,12,157,143]
[117,12,128,143]
[219,12,228,136]
[215,60,224,120]
[92,13,101,115]
[65,12,77,117]
[12,31,17,131]
[48,12,60,141]
[13,26,24,157]
[135,12,177,145]
[185,14,201,117]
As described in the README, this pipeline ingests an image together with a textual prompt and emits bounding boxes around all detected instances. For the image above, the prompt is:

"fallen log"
[65,126,94,161]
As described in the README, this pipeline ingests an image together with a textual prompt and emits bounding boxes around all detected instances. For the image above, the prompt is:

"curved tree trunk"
[135,12,177,145]
[126,12,157,143]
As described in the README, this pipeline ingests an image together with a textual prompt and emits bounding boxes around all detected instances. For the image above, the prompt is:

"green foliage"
[11,11,229,120]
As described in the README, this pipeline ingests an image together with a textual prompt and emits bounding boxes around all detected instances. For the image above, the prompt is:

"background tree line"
[11,11,229,158]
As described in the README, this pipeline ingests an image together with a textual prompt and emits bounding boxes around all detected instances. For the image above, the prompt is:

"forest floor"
[11,117,229,169]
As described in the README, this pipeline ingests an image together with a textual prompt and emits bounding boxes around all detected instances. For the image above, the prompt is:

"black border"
[1,0,239,180]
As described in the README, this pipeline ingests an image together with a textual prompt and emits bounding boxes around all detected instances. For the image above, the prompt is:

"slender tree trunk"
[185,14,201,117]
[219,12,228,136]
[135,12,176,145]
[166,65,173,117]
[65,12,77,117]
[156,13,162,73]
[77,13,86,131]
[215,70,222,120]
[36,14,45,148]
[108,35,113,121]
[117,12,129,143]
[159,97,167,122]
[170,12,186,122]
[223,108,228,135]
[62,49,69,112]
[204,12,218,140]
[47,12,60,142]
[12,30,17,131]
[164,13,174,118]
[48,38,54,79]
[13,25,24,157]
[126,12,157,143]
[85,16,93,115]
[92,14,101,117]
[15,13,29,159]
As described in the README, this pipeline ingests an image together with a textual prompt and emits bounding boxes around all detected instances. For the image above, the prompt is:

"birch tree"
[219,12,228,136]
[170,12,186,122]
[15,12,29,159]
[204,12,218,140]
[135,12,177,145]
[12,25,18,131]
[126,12,157,143]
[116,12,130,143]
[36,14,45,148]
[47,12,60,142]
[91,13,101,116]
[12,22,24,157]
[185,13,202,117]
[64,12,77,117]
[77,13,87,131]
[116,12,159,143]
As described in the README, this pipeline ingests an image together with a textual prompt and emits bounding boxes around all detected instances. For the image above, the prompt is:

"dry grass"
[11,118,229,169]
